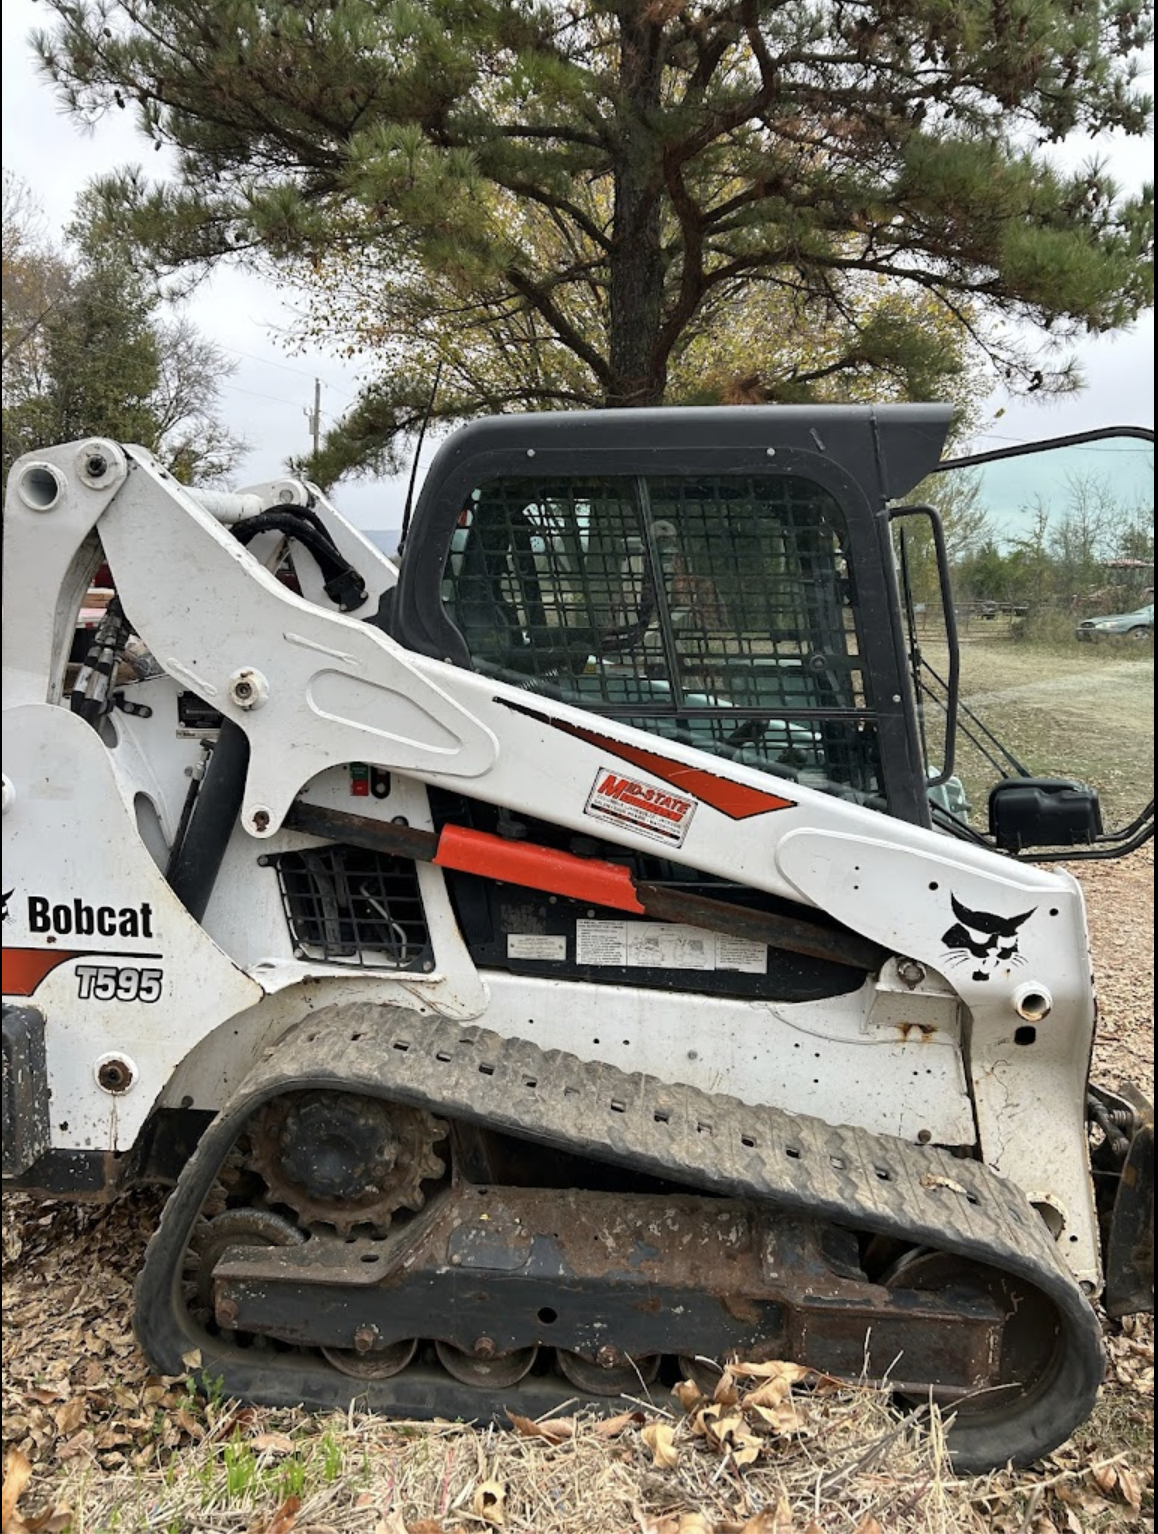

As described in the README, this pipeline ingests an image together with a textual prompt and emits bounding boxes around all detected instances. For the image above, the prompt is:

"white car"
[1075,602,1153,641]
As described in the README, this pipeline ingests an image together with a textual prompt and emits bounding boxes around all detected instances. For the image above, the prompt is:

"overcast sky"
[3,0,1153,534]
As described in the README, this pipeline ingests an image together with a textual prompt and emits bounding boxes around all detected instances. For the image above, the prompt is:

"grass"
[916,628,1153,831]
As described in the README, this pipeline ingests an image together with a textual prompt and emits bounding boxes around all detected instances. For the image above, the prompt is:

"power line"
[221,342,327,380]
[220,381,302,406]
[218,340,361,405]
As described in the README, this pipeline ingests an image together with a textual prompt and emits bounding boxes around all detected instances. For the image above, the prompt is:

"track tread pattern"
[135,1003,1105,1471]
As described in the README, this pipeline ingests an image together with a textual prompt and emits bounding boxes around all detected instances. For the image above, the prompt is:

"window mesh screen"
[444,474,880,797]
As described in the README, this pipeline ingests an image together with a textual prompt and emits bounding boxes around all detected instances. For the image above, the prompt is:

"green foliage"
[2,174,245,485]
[952,468,1154,611]
[30,0,1154,482]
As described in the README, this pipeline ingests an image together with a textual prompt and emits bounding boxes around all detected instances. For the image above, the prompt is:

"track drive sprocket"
[246,1088,447,1234]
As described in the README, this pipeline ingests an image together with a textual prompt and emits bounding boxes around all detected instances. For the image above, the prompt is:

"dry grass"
[918,633,1153,830]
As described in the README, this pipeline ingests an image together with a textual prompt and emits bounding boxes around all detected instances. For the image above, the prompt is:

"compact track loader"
[3,406,1153,1472]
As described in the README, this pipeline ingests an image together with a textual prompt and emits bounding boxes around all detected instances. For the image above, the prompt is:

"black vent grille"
[271,846,431,970]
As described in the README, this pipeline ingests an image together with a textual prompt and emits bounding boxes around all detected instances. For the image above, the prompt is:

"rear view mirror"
[989,776,1103,852]
[924,429,1153,854]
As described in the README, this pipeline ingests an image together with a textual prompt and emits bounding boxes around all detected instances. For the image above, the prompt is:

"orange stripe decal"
[3,948,83,997]
[435,825,646,914]
[497,699,796,820]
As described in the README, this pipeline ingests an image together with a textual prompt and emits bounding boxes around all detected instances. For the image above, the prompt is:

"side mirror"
[989,777,1104,852]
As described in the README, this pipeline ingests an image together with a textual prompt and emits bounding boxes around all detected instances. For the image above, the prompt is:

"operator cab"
[392,405,948,828]
[387,406,1153,860]
[444,472,878,801]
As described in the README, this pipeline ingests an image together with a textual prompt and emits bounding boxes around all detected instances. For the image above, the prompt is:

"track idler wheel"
[321,1338,418,1379]
[557,1348,660,1396]
[186,1208,305,1334]
[435,1340,539,1388]
[883,1248,1060,1411]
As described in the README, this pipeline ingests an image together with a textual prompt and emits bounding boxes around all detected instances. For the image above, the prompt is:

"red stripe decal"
[435,825,646,914]
[495,697,795,820]
[536,716,794,820]
[3,948,84,997]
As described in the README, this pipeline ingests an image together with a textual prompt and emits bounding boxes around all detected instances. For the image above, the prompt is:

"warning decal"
[584,766,697,846]
[576,920,767,974]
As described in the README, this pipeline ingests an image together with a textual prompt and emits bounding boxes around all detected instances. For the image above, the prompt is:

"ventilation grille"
[271,846,431,970]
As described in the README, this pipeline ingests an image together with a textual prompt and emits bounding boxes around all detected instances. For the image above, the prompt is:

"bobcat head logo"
[941,894,1035,983]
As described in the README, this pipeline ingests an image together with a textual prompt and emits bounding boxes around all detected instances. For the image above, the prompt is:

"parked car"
[1075,602,1154,642]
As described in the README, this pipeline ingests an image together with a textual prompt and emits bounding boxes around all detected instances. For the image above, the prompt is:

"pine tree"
[33,0,1153,477]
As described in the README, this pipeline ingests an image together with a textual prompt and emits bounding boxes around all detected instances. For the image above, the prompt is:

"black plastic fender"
[1104,1107,1155,1319]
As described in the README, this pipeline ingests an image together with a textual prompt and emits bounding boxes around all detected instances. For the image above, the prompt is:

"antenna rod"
[400,361,443,551]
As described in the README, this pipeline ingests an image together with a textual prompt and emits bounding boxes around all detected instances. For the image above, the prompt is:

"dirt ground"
[2,848,1154,1534]
[921,639,1153,833]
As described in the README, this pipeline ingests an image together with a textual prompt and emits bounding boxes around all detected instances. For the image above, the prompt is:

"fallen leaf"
[641,1422,681,1469]
[750,1401,804,1436]
[699,1411,762,1467]
[3,1449,34,1534]
[633,1513,680,1534]
[251,1432,296,1455]
[593,1410,645,1438]
[676,1517,714,1533]
[771,1498,797,1534]
[259,1495,302,1534]
[505,1411,574,1443]
[731,1361,811,1386]
[372,1515,409,1534]
[22,1513,73,1534]
[472,1480,505,1527]
[180,1348,202,1370]
[672,1379,704,1413]
[853,1518,883,1534]
[1089,1463,1118,1498]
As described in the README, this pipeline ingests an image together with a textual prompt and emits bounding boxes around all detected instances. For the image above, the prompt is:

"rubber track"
[135,1003,1105,1471]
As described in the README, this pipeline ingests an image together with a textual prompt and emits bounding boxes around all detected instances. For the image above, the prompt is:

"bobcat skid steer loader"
[3,406,1153,1471]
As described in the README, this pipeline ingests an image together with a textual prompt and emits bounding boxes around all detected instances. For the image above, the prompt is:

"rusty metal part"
[556,1348,660,1396]
[213,1183,1003,1393]
[634,883,886,971]
[320,1337,418,1379]
[246,1089,447,1234]
[184,1207,305,1325]
[434,1340,539,1388]
[882,1249,1057,1411]
[284,801,437,863]
[282,800,887,973]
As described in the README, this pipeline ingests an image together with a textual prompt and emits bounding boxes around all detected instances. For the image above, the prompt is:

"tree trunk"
[607,7,666,408]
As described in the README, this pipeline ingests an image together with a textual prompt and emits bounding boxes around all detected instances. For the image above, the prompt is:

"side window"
[442,474,880,797]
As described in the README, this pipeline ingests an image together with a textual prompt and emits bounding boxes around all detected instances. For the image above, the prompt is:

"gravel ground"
[3,847,1153,1533]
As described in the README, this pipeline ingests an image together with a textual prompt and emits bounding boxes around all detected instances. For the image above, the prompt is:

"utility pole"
[304,378,322,457]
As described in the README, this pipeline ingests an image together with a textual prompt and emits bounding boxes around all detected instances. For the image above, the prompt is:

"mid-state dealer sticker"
[585,765,696,846]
